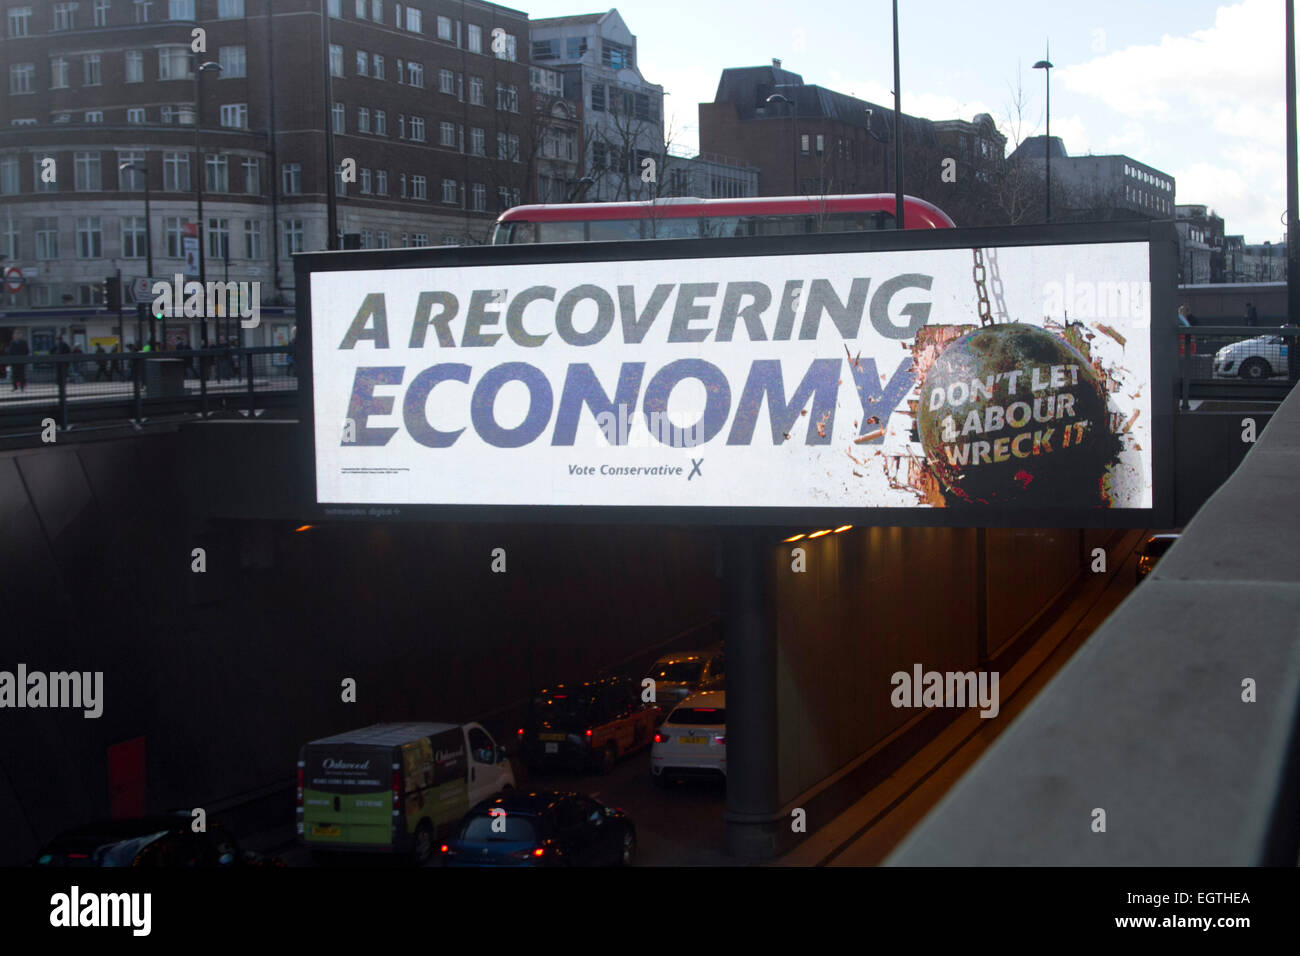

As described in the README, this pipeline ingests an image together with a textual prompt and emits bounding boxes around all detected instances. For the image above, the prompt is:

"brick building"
[0,0,534,349]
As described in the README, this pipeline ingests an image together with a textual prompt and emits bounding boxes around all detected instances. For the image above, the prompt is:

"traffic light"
[102,275,121,311]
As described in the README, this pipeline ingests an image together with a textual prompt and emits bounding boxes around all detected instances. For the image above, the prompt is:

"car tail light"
[510,847,545,860]
[391,770,402,811]
[440,844,449,854]
[654,731,668,744]
[715,735,726,745]
[516,728,524,737]
[585,729,593,737]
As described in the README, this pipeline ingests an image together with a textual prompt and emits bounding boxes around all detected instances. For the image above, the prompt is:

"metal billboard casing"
[295,219,1177,528]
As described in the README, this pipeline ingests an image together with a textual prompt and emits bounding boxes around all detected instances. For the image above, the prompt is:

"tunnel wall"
[774,525,1089,809]
[0,431,720,865]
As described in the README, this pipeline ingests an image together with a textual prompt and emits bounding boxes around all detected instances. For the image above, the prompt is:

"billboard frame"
[295,218,1178,529]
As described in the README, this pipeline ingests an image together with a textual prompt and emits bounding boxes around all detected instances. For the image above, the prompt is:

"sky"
[521,0,1293,244]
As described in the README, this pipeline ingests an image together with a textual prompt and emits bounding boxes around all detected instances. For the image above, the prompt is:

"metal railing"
[0,345,297,432]
[1175,324,1299,405]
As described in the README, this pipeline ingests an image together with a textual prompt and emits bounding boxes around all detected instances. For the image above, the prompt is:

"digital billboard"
[299,222,1175,525]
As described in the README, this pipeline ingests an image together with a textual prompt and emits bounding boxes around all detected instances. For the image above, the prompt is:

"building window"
[76,217,103,258]
[158,46,192,80]
[218,0,245,17]
[359,228,372,249]
[36,218,60,259]
[0,217,18,261]
[404,6,421,32]
[409,116,424,142]
[122,216,148,258]
[469,76,484,106]
[411,175,427,200]
[360,168,371,193]
[133,0,152,22]
[205,153,229,192]
[372,55,384,80]
[207,217,230,259]
[53,3,79,31]
[220,104,248,129]
[50,57,70,90]
[282,164,301,194]
[815,134,824,156]
[591,141,606,170]
[413,233,428,246]
[494,32,516,61]
[399,172,406,197]
[440,68,455,94]
[327,0,339,15]
[470,127,485,156]
[161,152,189,191]
[168,0,194,19]
[567,36,587,59]
[219,45,246,77]
[244,218,262,259]
[440,121,456,147]
[284,219,304,256]
[0,155,18,195]
[329,44,344,78]
[496,83,518,112]
[371,0,381,21]
[374,110,386,135]
[437,15,452,40]
[7,7,32,36]
[602,40,633,70]
[164,215,183,256]
[356,50,368,76]
[533,39,558,61]
[467,24,481,54]
[634,93,655,121]
[10,64,35,94]
[74,152,102,191]
[375,169,387,195]
[497,132,519,162]
[408,62,423,88]
[54,113,72,124]
[471,182,486,211]
[441,178,457,203]
[160,105,180,123]
[591,84,605,112]
[332,103,345,133]
[377,230,389,248]
[800,134,809,156]
[357,107,370,132]
[85,111,104,123]
[125,50,144,83]
[84,55,102,86]
[242,156,259,193]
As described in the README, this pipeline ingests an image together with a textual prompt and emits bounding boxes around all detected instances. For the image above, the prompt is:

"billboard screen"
[300,223,1175,526]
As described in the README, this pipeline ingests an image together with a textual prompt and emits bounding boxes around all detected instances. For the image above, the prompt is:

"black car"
[518,676,659,774]
[440,790,635,867]
[33,811,282,867]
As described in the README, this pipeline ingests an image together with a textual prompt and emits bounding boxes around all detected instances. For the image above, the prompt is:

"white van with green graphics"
[297,722,514,864]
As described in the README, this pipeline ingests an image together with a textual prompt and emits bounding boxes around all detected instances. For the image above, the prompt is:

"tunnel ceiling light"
[834,525,853,533]
[808,529,832,538]
[782,533,806,542]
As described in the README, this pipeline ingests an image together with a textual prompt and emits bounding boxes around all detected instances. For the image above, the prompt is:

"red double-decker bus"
[489,193,955,245]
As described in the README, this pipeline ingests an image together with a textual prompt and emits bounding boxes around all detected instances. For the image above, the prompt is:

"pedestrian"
[94,345,110,381]
[1245,301,1258,326]
[1178,305,1195,326]
[288,325,297,377]
[6,331,30,391]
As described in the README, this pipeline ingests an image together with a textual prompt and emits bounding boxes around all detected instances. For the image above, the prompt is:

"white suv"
[1213,334,1289,380]
[651,689,726,787]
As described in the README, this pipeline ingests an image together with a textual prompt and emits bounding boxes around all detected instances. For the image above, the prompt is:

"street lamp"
[194,58,222,348]
[1033,47,1054,222]
[766,92,797,195]
[118,161,153,281]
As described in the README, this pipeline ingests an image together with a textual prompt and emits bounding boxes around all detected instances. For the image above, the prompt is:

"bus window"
[492,221,535,244]
[588,219,643,242]
[536,221,586,243]
[701,216,748,238]
[644,218,699,239]
[815,210,894,233]
[753,215,813,236]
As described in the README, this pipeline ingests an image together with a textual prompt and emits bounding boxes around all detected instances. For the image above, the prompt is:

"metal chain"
[985,246,1009,323]
[972,248,994,327]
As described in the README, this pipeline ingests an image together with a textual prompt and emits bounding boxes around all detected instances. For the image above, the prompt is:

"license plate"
[539,733,565,742]
[679,736,707,745]
[544,742,558,753]
[311,824,340,837]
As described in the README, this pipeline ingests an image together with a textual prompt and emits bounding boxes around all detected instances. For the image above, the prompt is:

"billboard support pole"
[1287,0,1299,379]
[721,527,780,861]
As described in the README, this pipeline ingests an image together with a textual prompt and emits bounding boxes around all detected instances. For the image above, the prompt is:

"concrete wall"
[0,431,720,865]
